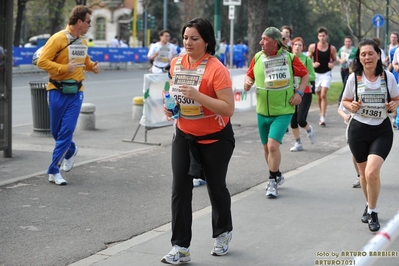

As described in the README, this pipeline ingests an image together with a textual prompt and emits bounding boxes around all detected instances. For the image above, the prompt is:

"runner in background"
[218,38,228,66]
[307,26,337,127]
[289,37,316,152]
[147,29,176,74]
[337,36,356,103]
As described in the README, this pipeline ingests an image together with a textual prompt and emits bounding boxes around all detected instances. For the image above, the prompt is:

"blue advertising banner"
[13,47,149,66]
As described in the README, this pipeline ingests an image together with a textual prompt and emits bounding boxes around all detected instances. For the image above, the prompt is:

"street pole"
[144,10,148,47]
[163,0,167,29]
[229,18,234,69]
[385,0,389,54]
[132,0,137,47]
[214,0,221,43]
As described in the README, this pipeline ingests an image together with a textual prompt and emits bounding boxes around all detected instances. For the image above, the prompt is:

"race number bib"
[170,70,203,117]
[68,45,87,67]
[358,93,387,119]
[262,55,290,90]
[158,46,170,63]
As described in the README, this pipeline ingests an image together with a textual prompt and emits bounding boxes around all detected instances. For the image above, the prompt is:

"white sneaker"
[290,142,303,152]
[48,173,67,185]
[193,178,206,187]
[62,146,78,172]
[161,245,191,264]
[265,179,278,198]
[319,116,326,127]
[211,231,232,256]
[307,125,316,144]
[276,175,285,186]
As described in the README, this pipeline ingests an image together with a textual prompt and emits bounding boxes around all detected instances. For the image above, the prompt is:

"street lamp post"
[385,0,389,54]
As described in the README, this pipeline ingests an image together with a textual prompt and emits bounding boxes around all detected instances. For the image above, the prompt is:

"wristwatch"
[295,90,304,97]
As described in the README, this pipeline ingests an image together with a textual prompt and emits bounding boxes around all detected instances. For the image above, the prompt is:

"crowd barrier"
[123,68,257,145]
[12,47,149,66]
[354,210,399,266]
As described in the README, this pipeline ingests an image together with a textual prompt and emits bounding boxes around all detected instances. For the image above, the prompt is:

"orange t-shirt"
[170,53,232,137]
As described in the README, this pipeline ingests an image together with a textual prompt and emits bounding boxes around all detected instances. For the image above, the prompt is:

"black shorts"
[348,117,393,163]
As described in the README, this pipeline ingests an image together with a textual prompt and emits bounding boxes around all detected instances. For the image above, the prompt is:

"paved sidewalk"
[2,105,399,266]
[70,141,399,266]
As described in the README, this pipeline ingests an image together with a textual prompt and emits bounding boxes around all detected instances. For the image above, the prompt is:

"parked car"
[24,33,50,47]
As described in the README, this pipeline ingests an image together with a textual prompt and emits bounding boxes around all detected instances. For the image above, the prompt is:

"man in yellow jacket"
[37,5,101,186]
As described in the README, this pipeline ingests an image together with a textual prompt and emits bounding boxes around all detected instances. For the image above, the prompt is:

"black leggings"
[290,93,312,129]
[170,129,235,248]
[348,118,393,163]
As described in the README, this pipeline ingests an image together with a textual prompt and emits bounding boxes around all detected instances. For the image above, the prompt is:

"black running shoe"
[361,205,368,223]
[368,212,380,232]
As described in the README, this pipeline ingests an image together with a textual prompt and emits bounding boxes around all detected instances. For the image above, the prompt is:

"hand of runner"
[289,93,302,106]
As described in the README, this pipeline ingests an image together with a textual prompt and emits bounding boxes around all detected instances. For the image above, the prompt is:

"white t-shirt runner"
[343,71,399,125]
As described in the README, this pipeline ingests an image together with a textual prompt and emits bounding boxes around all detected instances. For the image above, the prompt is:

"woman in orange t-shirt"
[161,17,235,265]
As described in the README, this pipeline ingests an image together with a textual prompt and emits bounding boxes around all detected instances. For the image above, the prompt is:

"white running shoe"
[307,125,316,144]
[211,231,232,256]
[193,178,206,187]
[62,146,78,172]
[48,173,67,185]
[290,142,303,152]
[161,245,191,265]
[265,179,278,198]
[276,175,285,186]
[319,116,326,127]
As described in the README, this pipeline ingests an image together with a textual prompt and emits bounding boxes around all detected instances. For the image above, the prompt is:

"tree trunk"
[246,0,268,61]
[49,0,67,35]
[14,0,28,47]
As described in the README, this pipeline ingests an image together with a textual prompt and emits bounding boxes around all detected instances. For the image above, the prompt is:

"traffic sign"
[223,0,241,6]
[372,14,384,28]
[229,5,235,20]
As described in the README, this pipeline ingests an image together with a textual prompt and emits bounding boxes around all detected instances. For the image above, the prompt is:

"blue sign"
[12,47,149,66]
[372,14,384,28]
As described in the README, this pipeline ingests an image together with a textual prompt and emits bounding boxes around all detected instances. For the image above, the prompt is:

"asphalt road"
[12,69,150,126]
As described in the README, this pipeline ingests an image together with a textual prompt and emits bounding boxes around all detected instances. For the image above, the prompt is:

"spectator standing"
[110,35,119,48]
[243,27,309,198]
[307,26,337,127]
[233,39,246,68]
[87,38,94,47]
[37,5,101,186]
[119,38,128,48]
[160,17,235,265]
[386,32,399,82]
[218,38,228,66]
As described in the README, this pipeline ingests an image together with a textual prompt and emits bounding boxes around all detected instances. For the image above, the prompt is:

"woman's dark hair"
[181,17,216,55]
[353,38,383,77]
